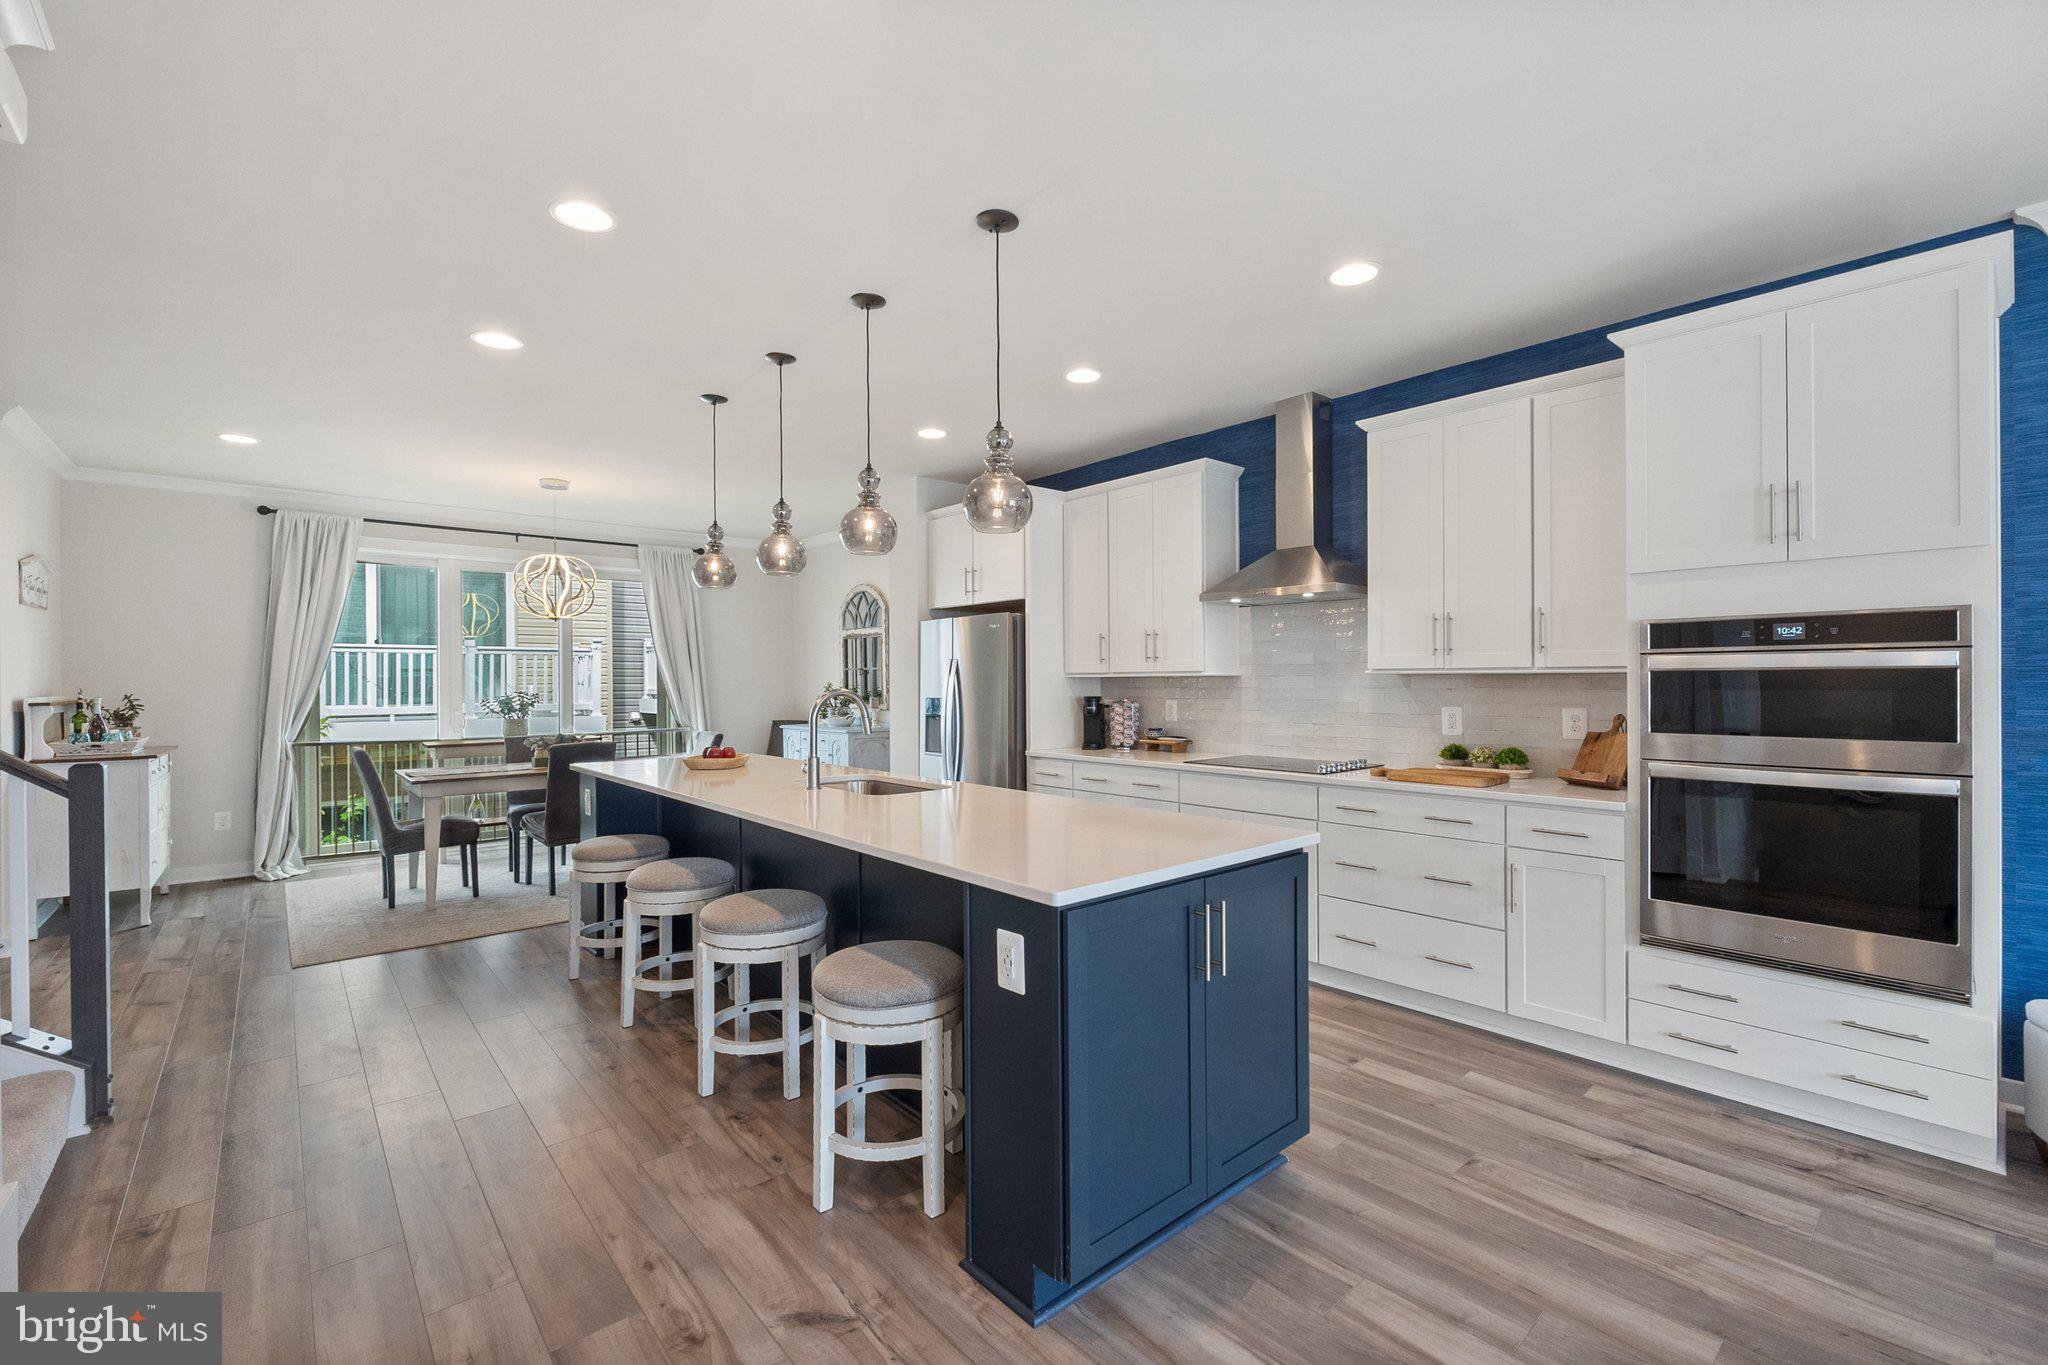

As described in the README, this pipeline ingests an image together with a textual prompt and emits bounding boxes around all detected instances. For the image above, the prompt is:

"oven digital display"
[1771,621,1808,642]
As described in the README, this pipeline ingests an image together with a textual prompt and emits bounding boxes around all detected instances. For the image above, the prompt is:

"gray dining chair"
[350,747,482,907]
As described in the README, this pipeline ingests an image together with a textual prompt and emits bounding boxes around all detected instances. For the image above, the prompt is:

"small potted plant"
[1468,744,1499,769]
[1438,743,1470,768]
[818,683,857,727]
[481,689,542,738]
[1495,745,1532,779]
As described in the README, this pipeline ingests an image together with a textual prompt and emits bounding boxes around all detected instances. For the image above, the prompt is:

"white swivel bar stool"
[567,833,669,978]
[810,940,963,1218]
[694,888,829,1100]
[620,856,736,1027]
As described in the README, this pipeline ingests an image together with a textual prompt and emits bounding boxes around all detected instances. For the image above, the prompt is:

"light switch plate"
[1562,707,1588,739]
[1163,699,1179,723]
[996,928,1026,994]
[1441,706,1463,737]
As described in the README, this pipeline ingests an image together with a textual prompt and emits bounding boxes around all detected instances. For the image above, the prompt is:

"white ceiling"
[3,1,2046,538]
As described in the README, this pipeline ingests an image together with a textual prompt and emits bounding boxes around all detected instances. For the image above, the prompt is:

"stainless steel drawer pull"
[1838,1020,1930,1045]
[1423,815,1474,826]
[1665,1031,1738,1055]
[1334,805,1378,815]
[1666,984,1739,1004]
[1423,874,1474,887]
[1424,954,1474,970]
[1334,932,1378,948]
[1132,781,1164,789]
[1840,1074,1928,1100]
[1333,860,1378,872]
[1079,776,1110,783]
[1528,826,1590,839]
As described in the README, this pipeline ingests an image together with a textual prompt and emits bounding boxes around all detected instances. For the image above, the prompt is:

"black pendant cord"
[777,361,786,503]
[993,226,1003,426]
[864,305,875,476]
[709,402,719,525]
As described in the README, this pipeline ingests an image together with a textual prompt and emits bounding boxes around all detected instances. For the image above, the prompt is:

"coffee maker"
[1080,696,1106,750]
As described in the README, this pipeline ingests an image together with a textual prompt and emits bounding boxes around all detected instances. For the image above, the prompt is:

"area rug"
[285,853,571,967]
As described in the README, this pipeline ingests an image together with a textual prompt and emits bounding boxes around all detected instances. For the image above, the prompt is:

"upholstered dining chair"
[504,735,544,880]
[350,747,483,908]
[520,740,617,893]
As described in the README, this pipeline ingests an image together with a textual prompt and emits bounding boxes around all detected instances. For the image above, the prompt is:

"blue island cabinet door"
[1202,854,1310,1190]
[1063,879,1208,1284]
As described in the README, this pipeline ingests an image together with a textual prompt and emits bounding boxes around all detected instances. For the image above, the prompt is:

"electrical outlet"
[213,811,231,831]
[1562,707,1588,740]
[1440,706,1463,737]
[996,928,1026,995]
[1163,699,1179,723]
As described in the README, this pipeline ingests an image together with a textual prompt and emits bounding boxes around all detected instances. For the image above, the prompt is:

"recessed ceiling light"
[470,330,524,351]
[1065,366,1101,384]
[1328,261,1381,288]
[217,432,260,445]
[1302,592,1317,599]
[917,427,947,440]
[549,200,615,233]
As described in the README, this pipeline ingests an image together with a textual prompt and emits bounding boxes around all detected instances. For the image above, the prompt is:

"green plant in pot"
[1468,744,1499,768]
[1438,742,1470,767]
[1495,745,1531,776]
[481,689,542,738]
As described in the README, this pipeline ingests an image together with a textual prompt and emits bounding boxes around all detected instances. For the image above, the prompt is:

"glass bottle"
[87,698,108,743]
[70,691,88,742]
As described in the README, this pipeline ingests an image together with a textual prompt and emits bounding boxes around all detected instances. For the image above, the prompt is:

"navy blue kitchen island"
[576,754,1314,1324]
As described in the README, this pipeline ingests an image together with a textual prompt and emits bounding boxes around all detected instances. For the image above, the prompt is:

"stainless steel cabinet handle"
[1334,805,1378,814]
[1666,1031,1737,1054]
[1423,874,1474,887]
[1528,827,1589,839]
[1079,775,1110,783]
[1838,1020,1930,1045]
[1424,954,1474,970]
[1333,860,1378,871]
[1099,632,1107,663]
[1192,903,1212,981]
[1791,480,1803,541]
[1767,483,1778,544]
[1218,899,1228,978]
[1840,1074,1927,1100]
[964,567,972,595]
[1423,815,1474,826]
[1334,932,1378,948]
[1537,606,1547,652]
[1431,613,1439,656]
[1132,781,1163,789]
[1666,984,1738,1004]
[1445,613,1454,655]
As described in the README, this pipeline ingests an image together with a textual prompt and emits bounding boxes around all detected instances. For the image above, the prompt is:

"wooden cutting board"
[1370,766,1510,789]
[1559,713,1627,789]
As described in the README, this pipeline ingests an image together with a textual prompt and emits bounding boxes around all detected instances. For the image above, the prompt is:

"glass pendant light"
[756,351,807,575]
[964,207,1032,534]
[839,292,898,555]
[692,393,737,589]
[514,478,598,619]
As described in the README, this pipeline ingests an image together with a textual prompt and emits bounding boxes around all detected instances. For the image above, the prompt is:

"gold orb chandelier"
[514,477,597,619]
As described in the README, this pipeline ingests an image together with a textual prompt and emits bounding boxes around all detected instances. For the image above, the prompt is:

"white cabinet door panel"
[927,512,975,609]
[1149,473,1207,673]
[973,525,1028,602]
[1626,313,1787,573]
[1785,261,1995,561]
[1442,397,1533,670]
[1063,492,1110,673]
[1533,378,1627,670]
[1365,417,1445,670]
[1507,849,1624,1040]
[1105,486,1155,672]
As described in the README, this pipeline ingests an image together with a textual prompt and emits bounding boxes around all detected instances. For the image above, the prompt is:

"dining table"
[397,761,550,910]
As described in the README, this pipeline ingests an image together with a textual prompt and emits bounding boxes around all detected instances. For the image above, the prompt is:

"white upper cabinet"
[1615,235,2008,574]
[926,508,1027,609]
[1059,460,1240,677]
[1363,369,1619,674]
[1533,377,1628,669]
[1063,491,1111,673]
[1441,397,1533,670]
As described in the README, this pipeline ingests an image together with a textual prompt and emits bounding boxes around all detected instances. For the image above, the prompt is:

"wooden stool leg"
[620,901,640,1029]
[782,946,802,1100]
[696,941,717,1097]
[943,1020,962,1154]
[847,1044,866,1142]
[734,961,751,1044]
[921,1017,944,1218]
[658,916,674,986]
[812,1013,835,1212]
[567,888,582,980]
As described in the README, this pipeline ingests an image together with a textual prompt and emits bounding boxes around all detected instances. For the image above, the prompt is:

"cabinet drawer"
[1028,758,1075,789]
[1178,772,1316,821]
[1627,951,1993,1077]
[1628,999,1996,1136]
[1319,785,1504,843]
[1319,898,1506,1011]
[1029,784,1072,799]
[1072,788,1178,814]
[1071,765,1180,802]
[1507,804,1622,860]
[1318,825,1504,929]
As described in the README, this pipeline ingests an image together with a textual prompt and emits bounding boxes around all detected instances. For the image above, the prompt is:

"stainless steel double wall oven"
[1640,607,1973,1001]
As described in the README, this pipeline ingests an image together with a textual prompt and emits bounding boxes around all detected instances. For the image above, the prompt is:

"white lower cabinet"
[1319,898,1506,1011]
[1506,848,1624,1040]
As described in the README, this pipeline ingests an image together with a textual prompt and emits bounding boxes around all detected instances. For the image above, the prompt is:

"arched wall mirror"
[839,585,888,709]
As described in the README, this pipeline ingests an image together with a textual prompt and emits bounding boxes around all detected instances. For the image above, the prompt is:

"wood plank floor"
[11,876,2048,1363]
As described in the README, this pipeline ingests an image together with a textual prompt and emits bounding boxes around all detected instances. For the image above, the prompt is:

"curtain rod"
[254,504,644,551]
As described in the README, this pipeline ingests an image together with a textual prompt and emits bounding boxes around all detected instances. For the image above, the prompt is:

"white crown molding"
[0,0,53,50]
[2016,200,2048,235]
[0,405,78,474]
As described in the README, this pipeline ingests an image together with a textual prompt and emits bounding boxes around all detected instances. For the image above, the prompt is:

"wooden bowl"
[682,753,749,771]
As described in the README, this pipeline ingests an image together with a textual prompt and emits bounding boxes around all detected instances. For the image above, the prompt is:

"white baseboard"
[166,860,255,886]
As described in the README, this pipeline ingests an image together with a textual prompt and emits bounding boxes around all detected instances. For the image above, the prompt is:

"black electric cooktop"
[1181,754,1375,775]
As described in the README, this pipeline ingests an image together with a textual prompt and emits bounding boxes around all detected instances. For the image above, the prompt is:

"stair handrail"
[0,748,70,796]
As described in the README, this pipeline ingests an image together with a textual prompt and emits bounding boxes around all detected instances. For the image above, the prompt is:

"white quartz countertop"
[1028,747,1627,811]
[575,754,1319,907]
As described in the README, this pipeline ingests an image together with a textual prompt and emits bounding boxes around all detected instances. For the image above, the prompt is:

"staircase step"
[2,1070,74,1234]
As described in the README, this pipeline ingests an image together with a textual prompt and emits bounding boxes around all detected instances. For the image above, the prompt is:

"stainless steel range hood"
[1200,392,1366,604]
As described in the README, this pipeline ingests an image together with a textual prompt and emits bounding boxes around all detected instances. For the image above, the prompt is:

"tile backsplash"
[1102,601,1627,772]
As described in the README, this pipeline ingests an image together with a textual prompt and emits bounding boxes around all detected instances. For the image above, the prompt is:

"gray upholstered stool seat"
[618,858,737,1028]
[571,832,671,872]
[699,888,828,944]
[625,856,738,903]
[813,940,964,1013]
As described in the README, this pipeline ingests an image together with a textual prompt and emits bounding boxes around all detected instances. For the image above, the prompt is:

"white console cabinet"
[27,751,175,927]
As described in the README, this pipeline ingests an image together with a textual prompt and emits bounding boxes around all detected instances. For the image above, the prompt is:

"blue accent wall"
[1046,219,2048,1078]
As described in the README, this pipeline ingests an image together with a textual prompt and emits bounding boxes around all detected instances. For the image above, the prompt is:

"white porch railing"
[464,642,603,719]
[324,643,436,715]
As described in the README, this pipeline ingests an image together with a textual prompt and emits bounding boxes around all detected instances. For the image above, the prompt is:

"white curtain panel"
[639,544,711,738]
[252,510,362,880]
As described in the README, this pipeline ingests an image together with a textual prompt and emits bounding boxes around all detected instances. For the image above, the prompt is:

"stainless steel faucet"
[805,688,874,790]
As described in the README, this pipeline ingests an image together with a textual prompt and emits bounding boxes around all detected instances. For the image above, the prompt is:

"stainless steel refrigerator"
[919,613,1025,788]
